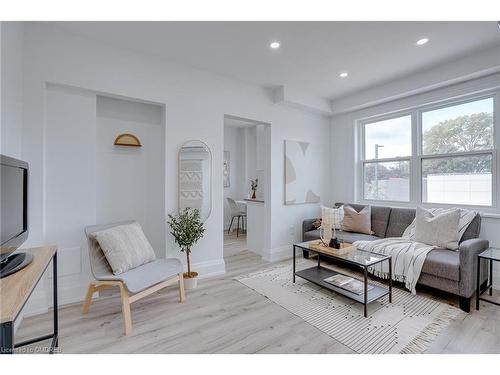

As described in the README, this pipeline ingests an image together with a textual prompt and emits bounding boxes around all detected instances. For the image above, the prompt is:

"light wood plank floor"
[15,234,500,353]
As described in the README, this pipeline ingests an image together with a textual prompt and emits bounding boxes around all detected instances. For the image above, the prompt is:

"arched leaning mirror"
[178,140,212,221]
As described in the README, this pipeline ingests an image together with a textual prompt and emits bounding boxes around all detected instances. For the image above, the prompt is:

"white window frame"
[357,92,497,210]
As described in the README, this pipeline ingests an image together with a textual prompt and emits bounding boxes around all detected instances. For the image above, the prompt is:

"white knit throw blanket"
[353,238,435,294]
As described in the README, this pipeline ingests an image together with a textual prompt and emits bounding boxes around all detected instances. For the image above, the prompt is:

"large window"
[360,96,495,207]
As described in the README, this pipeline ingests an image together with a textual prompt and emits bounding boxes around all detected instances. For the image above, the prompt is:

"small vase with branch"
[250,178,258,199]
[167,208,205,289]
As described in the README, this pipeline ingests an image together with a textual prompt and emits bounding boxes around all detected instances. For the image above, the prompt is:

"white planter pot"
[184,276,198,290]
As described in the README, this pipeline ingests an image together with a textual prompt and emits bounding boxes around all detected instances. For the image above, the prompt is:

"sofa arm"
[458,238,489,298]
[302,218,319,241]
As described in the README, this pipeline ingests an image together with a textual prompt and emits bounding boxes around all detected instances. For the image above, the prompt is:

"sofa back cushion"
[461,213,481,242]
[336,203,391,237]
[370,206,392,237]
[386,207,416,238]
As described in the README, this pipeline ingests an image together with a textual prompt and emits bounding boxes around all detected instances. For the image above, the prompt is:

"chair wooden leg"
[178,272,185,302]
[237,216,240,237]
[119,284,133,336]
[82,283,96,314]
[228,216,235,234]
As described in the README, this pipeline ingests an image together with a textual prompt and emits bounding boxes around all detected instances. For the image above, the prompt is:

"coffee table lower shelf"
[295,266,390,311]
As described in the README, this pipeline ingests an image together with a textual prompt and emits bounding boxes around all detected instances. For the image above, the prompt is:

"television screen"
[1,164,25,246]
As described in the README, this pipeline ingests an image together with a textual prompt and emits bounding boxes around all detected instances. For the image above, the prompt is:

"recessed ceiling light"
[339,72,348,78]
[270,41,280,49]
[416,38,429,46]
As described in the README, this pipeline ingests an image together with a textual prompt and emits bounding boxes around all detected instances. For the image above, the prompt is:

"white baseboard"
[262,245,292,262]
[191,258,226,279]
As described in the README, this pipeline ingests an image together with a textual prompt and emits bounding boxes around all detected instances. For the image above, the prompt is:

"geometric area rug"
[236,259,465,354]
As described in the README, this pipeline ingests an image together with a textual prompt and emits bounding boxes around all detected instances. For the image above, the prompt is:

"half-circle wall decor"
[114,133,142,147]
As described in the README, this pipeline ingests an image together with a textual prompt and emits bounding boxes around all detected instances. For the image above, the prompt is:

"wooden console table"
[0,246,58,354]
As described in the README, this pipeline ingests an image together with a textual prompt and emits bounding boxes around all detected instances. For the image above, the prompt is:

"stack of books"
[323,274,373,295]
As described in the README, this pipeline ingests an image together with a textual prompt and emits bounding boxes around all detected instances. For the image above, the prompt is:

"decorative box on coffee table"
[293,240,392,317]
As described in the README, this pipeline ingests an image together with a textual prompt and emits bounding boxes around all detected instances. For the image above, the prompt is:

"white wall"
[0,22,24,158]
[96,95,165,257]
[19,23,331,312]
[330,70,500,286]
[268,107,331,261]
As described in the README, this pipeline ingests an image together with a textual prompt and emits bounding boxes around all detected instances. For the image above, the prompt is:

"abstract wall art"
[284,140,321,205]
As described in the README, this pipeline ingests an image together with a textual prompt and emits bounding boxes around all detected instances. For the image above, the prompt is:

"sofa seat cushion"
[336,230,380,243]
[303,229,380,244]
[421,248,460,282]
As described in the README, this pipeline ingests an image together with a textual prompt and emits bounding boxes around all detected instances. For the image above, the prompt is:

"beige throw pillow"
[342,205,372,235]
[414,206,460,250]
[92,222,156,275]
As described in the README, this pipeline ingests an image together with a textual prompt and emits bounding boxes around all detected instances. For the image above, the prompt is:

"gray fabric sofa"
[302,203,489,312]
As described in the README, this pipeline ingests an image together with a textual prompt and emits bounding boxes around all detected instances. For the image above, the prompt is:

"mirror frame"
[178,139,212,222]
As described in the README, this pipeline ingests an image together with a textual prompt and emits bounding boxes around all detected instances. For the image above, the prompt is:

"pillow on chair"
[91,222,156,275]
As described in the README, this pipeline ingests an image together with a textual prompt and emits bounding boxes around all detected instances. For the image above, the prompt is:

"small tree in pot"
[167,208,205,289]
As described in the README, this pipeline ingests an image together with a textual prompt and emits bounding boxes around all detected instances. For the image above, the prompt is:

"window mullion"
[412,110,420,205]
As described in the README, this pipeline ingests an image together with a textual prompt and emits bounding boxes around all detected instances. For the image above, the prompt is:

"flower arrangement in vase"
[250,178,258,199]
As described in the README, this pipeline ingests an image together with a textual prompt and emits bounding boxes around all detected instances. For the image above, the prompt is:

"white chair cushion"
[100,258,183,293]
[91,222,156,275]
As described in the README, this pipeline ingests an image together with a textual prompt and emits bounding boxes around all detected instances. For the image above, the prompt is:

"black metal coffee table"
[293,241,392,317]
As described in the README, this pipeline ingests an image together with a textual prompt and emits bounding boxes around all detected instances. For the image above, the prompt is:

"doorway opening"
[223,115,270,259]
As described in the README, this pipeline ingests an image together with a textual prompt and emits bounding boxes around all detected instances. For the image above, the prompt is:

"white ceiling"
[50,21,500,100]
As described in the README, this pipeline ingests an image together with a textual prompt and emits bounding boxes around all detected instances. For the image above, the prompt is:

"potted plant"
[250,178,258,199]
[167,208,205,290]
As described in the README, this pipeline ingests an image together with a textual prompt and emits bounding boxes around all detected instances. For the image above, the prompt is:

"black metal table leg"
[363,267,368,318]
[489,259,493,296]
[293,245,296,283]
[0,322,14,354]
[51,252,58,353]
[388,258,392,303]
[1,251,58,354]
[476,256,481,310]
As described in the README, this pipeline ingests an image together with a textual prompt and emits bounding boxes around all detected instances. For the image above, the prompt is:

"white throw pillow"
[414,207,460,250]
[321,205,344,230]
[91,222,156,275]
[403,207,477,245]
